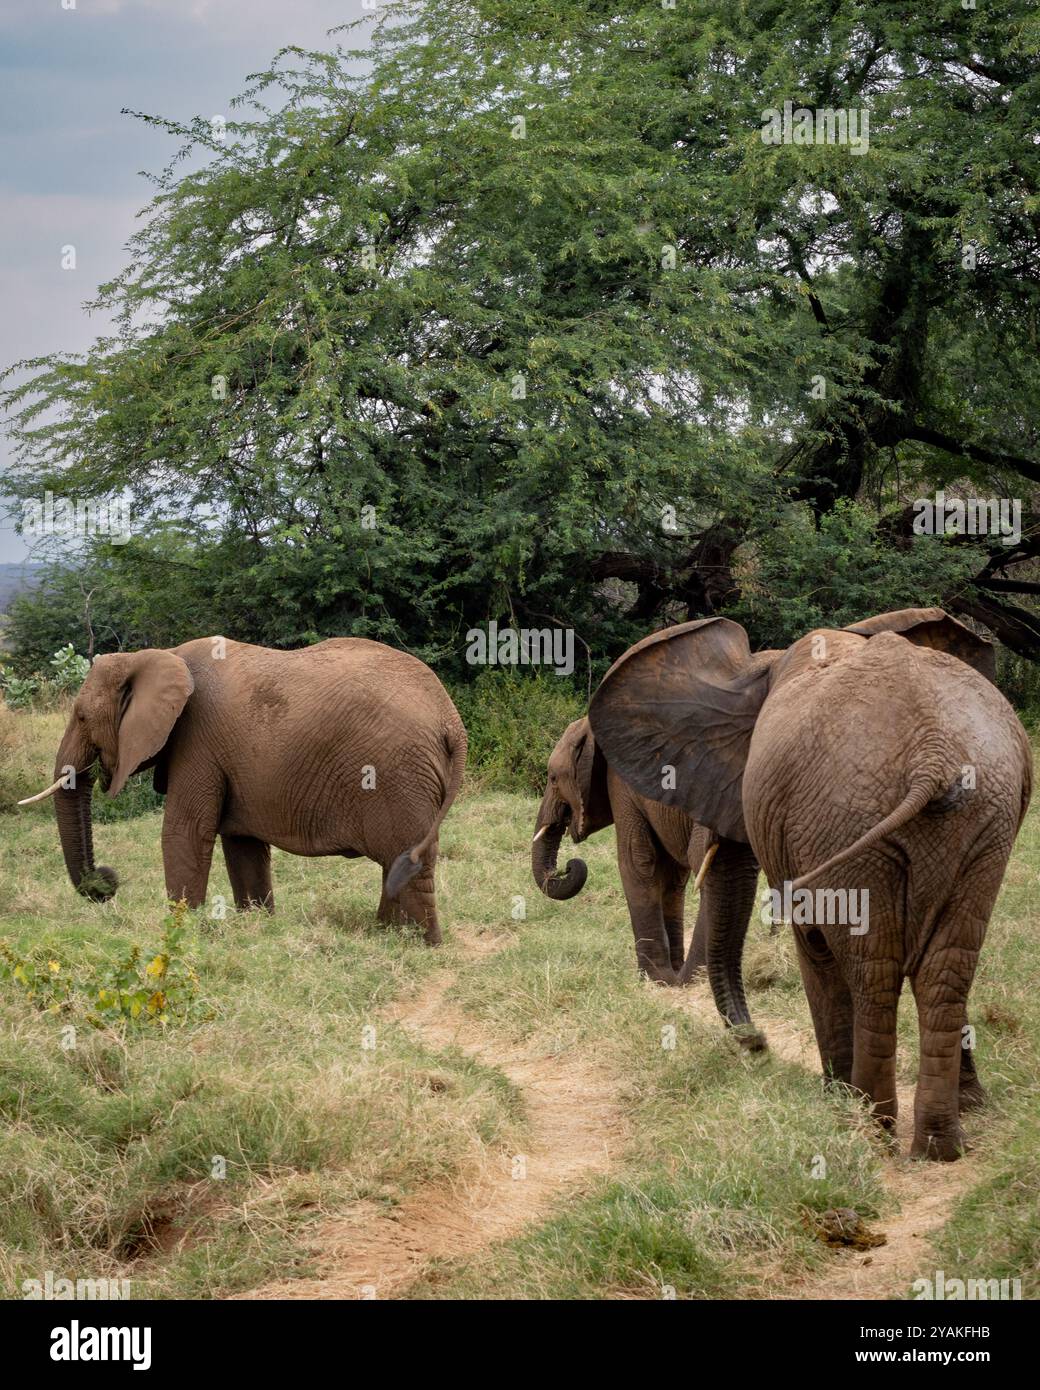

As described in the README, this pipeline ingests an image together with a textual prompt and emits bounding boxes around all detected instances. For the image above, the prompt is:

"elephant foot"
[910,1124,967,1162]
[958,1079,987,1113]
[638,962,678,986]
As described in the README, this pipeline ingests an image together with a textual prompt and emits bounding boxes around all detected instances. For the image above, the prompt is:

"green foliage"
[1,644,90,710]
[727,501,980,650]
[0,901,206,1028]
[91,772,164,823]
[0,671,41,711]
[87,902,206,1028]
[450,669,585,794]
[4,2,1037,672]
[49,644,90,692]
[996,648,1040,727]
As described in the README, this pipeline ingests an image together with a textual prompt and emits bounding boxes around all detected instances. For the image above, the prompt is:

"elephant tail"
[385,722,468,899]
[789,759,959,892]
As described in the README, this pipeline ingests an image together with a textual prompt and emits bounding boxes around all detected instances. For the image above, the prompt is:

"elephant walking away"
[590,608,1031,1159]
[531,718,763,1040]
[20,637,467,944]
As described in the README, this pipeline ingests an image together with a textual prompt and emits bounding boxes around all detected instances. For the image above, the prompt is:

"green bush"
[0,901,207,1029]
[92,773,164,823]
[996,648,1040,728]
[449,669,585,796]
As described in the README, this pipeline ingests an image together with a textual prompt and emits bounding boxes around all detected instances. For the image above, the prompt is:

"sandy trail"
[664,977,976,1301]
[242,930,626,1300]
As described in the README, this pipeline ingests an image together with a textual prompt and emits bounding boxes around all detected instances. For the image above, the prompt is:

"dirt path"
[242,931,626,1300]
[664,978,977,1301]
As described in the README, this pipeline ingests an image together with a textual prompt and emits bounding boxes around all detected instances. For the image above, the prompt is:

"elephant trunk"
[53,725,118,902]
[682,838,764,1050]
[531,790,588,899]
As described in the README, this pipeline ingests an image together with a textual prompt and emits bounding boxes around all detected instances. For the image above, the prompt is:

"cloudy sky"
[0,0,371,564]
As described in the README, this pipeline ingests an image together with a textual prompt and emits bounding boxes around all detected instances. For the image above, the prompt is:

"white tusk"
[531,824,548,843]
[17,775,70,806]
[693,841,719,892]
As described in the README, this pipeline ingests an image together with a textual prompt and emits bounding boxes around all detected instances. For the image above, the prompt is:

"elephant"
[19,637,467,943]
[589,608,1032,1160]
[530,717,763,1031]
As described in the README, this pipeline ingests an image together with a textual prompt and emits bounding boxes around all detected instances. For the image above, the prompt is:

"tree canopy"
[3,0,1039,678]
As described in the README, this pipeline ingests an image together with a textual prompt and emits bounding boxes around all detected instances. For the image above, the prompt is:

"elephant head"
[588,606,996,844]
[531,717,612,899]
[20,650,193,901]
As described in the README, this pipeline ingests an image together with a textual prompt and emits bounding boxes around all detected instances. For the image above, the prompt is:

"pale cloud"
[0,0,371,561]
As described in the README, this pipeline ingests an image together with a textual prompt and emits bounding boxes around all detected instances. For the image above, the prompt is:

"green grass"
[0,709,1037,1299]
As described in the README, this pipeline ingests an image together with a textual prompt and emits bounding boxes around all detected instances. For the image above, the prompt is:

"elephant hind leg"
[909,947,981,1161]
[221,834,274,912]
[382,850,441,945]
[850,956,902,1133]
[958,1023,987,1112]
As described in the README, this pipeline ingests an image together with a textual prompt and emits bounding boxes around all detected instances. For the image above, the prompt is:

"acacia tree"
[3,0,1039,672]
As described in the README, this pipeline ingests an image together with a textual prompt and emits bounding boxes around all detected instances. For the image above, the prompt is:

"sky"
[0,0,372,565]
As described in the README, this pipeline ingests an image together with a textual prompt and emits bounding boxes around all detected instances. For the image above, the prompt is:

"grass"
[0,708,1037,1299]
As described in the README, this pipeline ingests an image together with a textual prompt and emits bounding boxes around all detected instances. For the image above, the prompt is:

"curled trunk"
[53,724,118,902]
[531,790,588,899]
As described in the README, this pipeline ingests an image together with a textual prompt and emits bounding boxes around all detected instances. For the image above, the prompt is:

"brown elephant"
[531,718,763,1037]
[20,637,466,943]
[589,608,1032,1160]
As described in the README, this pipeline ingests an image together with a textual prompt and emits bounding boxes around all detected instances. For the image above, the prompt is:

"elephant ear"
[573,726,611,840]
[844,608,996,684]
[588,618,773,842]
[108,650,194,797]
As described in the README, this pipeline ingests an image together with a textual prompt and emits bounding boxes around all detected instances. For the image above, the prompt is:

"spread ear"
[588,618,773,842]
[109,650,194,797]
[844,608,996,683]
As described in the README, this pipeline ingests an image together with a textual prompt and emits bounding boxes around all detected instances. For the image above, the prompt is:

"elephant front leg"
[662,875,689,974]
[221,834,274,912]
[616,814,674,984]
[161,815,218,910]
[791,925,855,1087]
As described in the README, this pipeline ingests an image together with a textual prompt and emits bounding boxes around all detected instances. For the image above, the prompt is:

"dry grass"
[0,708,1037,1300]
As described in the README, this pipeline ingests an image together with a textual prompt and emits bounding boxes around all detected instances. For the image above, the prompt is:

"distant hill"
[0,562,44,612]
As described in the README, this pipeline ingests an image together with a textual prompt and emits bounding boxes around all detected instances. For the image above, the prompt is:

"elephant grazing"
[589,608,1032,1160]
[531,718,763,1041]
[20,637,467,944]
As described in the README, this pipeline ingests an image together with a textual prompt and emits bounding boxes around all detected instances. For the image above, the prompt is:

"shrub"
[49,644,90,693]
[0,901,207,1029]
[449,669,585,795]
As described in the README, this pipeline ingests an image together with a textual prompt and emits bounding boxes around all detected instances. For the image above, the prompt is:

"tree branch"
[904,424,1040,485]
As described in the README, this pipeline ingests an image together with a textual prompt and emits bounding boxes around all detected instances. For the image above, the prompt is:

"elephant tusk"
[531,824,548,844]
[693,842,719,892]
[17,775,71,806]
